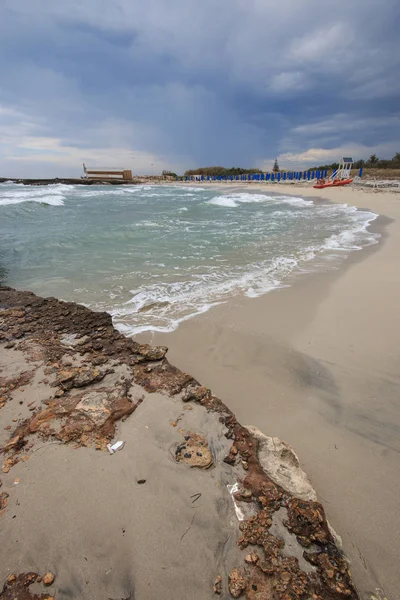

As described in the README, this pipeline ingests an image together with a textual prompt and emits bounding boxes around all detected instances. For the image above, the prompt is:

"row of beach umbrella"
[181,170,329,182]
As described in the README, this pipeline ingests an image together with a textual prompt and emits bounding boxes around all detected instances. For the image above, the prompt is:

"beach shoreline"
[0,286,359,600]
[1,182,399,599]
[137,183,400,599]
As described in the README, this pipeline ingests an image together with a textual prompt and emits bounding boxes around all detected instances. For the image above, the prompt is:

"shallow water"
[0,182,379,334]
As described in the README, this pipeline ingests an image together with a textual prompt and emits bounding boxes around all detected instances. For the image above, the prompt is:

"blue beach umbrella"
[359,167,363,178]
[277,172,281,181]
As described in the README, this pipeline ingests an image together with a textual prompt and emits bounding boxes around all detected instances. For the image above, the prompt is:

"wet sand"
[140,184,400,600]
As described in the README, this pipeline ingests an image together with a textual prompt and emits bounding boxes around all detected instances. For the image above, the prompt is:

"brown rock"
[182,384,209,403]
[245,553,259,564]
[43,572,55,586]
[0,492,9,511]
[175,432,213,469]
[4,435,20,450]
[213,575,222,595]
[136,344,167,361]
[228,568,246,598]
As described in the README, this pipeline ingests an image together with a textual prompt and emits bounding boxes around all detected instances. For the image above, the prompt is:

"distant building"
[83,164,132,180]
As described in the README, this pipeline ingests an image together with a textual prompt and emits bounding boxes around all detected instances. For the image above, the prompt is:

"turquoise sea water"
[0,182,379,334]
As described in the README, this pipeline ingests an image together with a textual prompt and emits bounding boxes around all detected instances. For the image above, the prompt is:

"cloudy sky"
[1,0,399,176]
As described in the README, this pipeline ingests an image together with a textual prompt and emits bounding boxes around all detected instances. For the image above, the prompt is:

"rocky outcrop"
[0,286,359,599]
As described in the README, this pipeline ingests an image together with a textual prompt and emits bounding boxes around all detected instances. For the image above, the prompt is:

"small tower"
[331,157,353,181]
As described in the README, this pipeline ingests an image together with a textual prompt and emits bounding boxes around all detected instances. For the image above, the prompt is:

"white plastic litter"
[227,482,245,521]
[107,441,125,455]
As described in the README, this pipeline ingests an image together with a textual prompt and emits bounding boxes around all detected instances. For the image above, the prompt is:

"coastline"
[1,182,399,598]
[138,183,400,599]
[0,287,358,600]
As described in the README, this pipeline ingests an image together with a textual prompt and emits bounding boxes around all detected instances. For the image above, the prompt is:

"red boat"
[313,178,353,189]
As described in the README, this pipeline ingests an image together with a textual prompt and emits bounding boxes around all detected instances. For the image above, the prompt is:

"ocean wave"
[322,210,379,250]
[171,186,205,192]
[0,184,67,206]
[207,196,238,207]
[207,192,313,208]
[1,182,381,336]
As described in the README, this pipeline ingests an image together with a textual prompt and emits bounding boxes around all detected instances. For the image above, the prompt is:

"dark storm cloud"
[0,0,399,176]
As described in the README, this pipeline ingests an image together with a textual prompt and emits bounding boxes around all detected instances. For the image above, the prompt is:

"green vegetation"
[184,166,262,177]
[183,154,400,178]
[313,152,400,171]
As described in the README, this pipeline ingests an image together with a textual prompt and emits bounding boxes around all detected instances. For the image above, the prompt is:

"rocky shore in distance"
[0,286,359,600]
[0,177,142,186]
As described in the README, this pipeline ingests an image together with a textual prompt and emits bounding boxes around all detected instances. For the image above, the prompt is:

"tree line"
[313,153,400,171]
[184,153,400,176]
[184,166,263,177]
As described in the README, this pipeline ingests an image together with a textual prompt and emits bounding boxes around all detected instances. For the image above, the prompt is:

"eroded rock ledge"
[0,286,358,600]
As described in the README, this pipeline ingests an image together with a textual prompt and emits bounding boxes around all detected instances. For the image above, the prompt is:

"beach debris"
[107,441,125,455]
[190,492,201,504]
[213,575,222,595]
[43,572,55,586]
[137,479,146,484]
[175,432,213,469]
[0,572,54,599]
[170,413,183,427]
[228,568,246,598]
[0,492,9,514]
[0,370,35,410]
[370,589,389,600]
[227,483,246,521]
[1,455,29,474]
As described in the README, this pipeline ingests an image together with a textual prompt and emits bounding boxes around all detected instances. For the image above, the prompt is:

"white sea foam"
[1,182,381,336]
[0,183,68,206]
[207,196,238,207]
[322,210,379,251]
[207,192,313,208]
[171,186,205,192]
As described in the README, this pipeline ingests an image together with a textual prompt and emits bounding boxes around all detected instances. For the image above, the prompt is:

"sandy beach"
[0,286,358,600]
[1,182,399,600]
[137,182,400,600]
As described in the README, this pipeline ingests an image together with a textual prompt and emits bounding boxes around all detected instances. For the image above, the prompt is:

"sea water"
[0,182,379,334]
